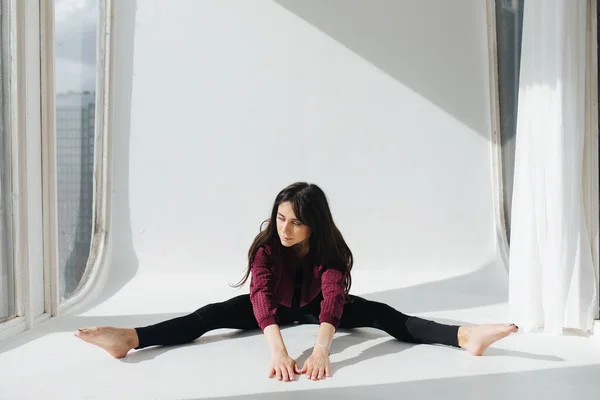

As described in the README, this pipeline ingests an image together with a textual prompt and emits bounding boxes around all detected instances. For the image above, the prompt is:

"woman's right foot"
[74,327,138,359]
[458,323,518,356]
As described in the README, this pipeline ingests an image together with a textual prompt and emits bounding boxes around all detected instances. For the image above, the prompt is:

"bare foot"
[458,323,518,356]
[74,327,139,359]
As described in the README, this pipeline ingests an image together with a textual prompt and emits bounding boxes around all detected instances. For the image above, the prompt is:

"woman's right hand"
[269,350,301,382]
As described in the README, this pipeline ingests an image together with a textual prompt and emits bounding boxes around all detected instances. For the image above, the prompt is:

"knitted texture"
[249,244,346,330]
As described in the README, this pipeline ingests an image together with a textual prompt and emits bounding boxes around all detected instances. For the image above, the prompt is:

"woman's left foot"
[74,326,137,358]
[458,323,518,356]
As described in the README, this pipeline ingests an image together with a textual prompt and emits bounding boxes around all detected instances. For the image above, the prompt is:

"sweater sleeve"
[319,268,346,329]
[249,246,279,330]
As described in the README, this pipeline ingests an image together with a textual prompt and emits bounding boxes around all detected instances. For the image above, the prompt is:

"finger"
[318,366,325,380]
[300,362,308,374]
[305,365,312,379]
[269,367,276,378]
[314,367,322,380]
[294,363,302,374]
[276,367,282,381]
[326,365,331,377]
[287,365,296,380]
[281,368,289,382]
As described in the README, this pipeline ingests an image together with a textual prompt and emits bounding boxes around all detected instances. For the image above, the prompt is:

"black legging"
[134,294,460,349]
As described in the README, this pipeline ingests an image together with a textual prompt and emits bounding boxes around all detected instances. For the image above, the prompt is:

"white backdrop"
[0,3,540,399]
[97,0,498,303]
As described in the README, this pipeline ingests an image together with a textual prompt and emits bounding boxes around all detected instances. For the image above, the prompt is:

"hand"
[300,345,330,380]
[269,350,301,382]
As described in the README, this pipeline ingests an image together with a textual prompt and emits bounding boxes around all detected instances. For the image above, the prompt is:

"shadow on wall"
[364,261,507,315]
[76,0,495,310]
[274,0,491,137]
[80,0,139,311]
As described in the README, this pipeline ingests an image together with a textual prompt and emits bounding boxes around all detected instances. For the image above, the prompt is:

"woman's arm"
[249,247,279,330]
[263,324,287,354]
[300,322,335,380]
[249,247,299,381]
[315,322,335,351]
[264,324,300,381]
[299,267,347,380]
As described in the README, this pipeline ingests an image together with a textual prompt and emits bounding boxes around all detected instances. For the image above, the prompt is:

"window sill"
[0,316,26,341]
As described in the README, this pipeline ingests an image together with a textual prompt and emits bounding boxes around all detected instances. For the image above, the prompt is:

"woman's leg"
[339,296,460,346]
[75,294,259,358]
[339,296,517,355]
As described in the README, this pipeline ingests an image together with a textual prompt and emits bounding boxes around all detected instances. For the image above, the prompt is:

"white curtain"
[508,0,598,334]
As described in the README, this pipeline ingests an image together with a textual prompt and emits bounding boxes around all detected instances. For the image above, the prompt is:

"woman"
[76,182,518,381]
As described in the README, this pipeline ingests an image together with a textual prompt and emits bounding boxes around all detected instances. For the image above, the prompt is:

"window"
[55,0,99,301]
[495,0,525,241]
[0,0,15,322]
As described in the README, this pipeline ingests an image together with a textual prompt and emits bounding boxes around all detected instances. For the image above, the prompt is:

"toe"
[76,327,96,337]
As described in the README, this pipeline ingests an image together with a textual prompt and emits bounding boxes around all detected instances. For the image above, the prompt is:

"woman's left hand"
[300,345,330,380]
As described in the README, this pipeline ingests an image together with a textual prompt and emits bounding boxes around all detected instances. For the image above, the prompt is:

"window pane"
[495,0,524,241]
[0,0,15,322]
[55,0,99,301]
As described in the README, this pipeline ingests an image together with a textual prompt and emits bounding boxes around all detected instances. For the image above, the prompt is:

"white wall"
[100,0,496,299]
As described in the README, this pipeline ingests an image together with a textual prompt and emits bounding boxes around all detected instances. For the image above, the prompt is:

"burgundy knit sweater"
[249,243,347,330]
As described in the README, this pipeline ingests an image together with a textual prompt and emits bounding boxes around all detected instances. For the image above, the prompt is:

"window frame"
[0,0,113,339]
[485,0,511,272]
[55,0,113,315]
[0,0,47,340]
[586,0,599,321]
[0,0,15,326]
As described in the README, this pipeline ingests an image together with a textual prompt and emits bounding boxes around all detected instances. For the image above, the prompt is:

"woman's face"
[276,201,311,248]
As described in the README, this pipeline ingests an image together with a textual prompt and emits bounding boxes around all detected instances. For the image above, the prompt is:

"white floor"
[1,266,600,399]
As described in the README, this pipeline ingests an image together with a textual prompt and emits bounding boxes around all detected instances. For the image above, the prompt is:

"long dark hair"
[233,182,353,295]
